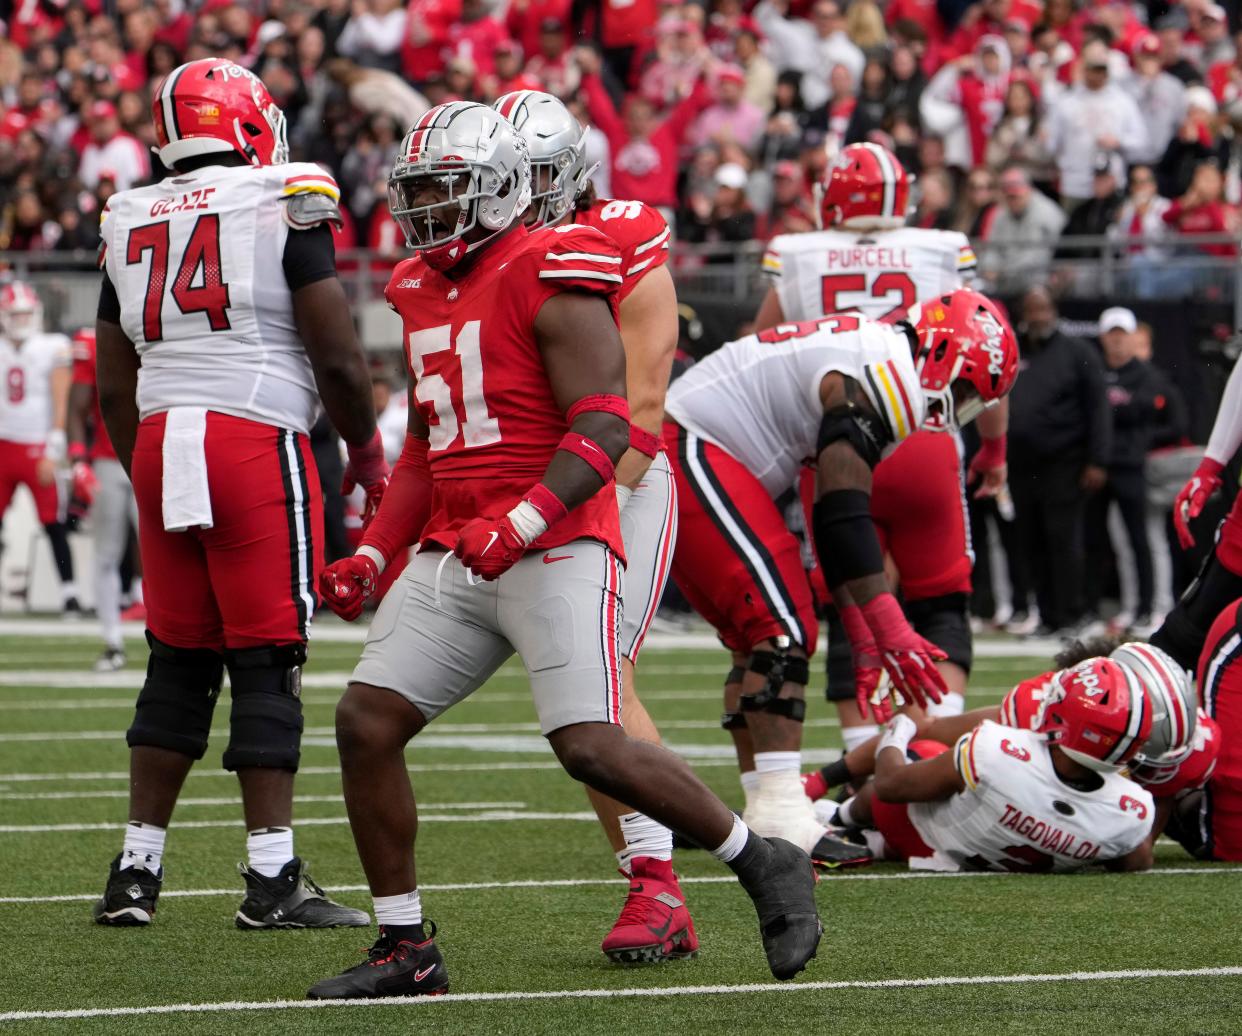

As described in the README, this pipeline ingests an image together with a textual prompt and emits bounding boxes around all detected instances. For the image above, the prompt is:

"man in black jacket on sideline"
[1008,287,1113,636]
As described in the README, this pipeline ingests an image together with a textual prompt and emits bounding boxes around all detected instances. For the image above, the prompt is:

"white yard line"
[0,791,526,806]
[0,966,1237,1022]
[0,811,600,834]
[0,866,1236,905]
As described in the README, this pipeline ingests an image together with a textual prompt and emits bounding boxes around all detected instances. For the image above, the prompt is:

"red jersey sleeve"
[579,199,671,302]
[526,223,624,320]
[71,332,96,387]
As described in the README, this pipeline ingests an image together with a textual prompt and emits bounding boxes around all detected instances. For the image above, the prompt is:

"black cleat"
[93,853,162,926]
[235,857,370,929]
[810,831,873,870]
[307,924,449,999]
[736,837,822,981]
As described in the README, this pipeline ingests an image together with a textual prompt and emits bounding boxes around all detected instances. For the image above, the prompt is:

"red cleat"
[601,856,699,964]
[801,770,829,802]
[121,602,147,623]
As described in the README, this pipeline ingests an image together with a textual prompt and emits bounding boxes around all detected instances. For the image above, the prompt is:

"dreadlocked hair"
[1053,633,1126,671]
[574,178,598,213]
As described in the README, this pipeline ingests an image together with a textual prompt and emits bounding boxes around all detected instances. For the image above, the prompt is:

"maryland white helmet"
[493,90,589,226]
[1110,641,1198,769]
[388,102,532,271]
[0,282,43,343]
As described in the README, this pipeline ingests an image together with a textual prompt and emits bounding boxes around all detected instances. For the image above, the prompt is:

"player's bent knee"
[221,642,306,773]
[739,645,810,723]
[126,631,224,760]
[904,593,972,673]
[548,722,622,786]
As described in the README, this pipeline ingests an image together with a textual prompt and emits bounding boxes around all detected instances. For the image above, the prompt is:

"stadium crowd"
[2,0,1242,274]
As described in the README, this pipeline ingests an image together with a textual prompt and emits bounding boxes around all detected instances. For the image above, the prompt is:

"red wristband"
[68,442,89,463]
[558,431,615,483]
[567,393,629,424]
[524,482,569,527]
[629,425,662,458]
[1197,457,1226,480]
[974,434,1006,469]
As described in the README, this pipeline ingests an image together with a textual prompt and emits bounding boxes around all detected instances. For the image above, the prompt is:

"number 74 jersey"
[763,226,976,323]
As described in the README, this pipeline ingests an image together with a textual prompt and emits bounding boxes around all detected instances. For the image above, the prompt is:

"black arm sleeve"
[97,273,121,323]
[282,224,337,292]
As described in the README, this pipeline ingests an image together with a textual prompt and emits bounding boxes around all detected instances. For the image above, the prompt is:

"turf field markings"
[0,965,1238,1021]
[0,811,602,833]
[0,790,526,808]
[1,866,1237,905]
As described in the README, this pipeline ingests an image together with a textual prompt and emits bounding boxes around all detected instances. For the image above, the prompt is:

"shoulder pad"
[283,191,343,231]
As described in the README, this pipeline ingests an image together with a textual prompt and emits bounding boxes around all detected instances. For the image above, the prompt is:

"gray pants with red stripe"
[351,540,625,735]
[619,451,677,662]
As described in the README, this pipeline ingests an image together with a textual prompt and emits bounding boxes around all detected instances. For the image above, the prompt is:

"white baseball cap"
[714,162,748,190]
[1098,306,1137,334]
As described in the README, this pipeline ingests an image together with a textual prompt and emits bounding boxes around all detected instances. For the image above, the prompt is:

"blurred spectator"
[1154,8,1200,85]
[1156,86,1229,197]
[946,0,1041,61]
[753,0,864,110]
[760,159,816,238]
[577,46,709,213]
[845,58,891,144]
[1124,34,1188,166]
[1207,30,1242,108]
[1110,164,1174,297]
[78,99,148,192]
[678,160,757,253]
[1008,287,1112,636]
[1058,152,1125,259]
[484,40,543,100]
[505,0,571,60]
[0,189,54,250]
[688,65,765,152]
[1046,41,1148,208]
[736,28,776,112]
[921,36,1012,169]
[978,165,1066,294]
[845,0,888,51]
[337,0,405,73]
[911,168,955,228]
[886,44,926,115]
[1191,4,1234,69]
[952,167,999,237]
[525,17,579,97]
[400,0,462,83]
[1085,306,1166,631]
[823,63,858,150]
[641,15,711,111]
[445,0,509,79]
[1163,159,1238,256]
[985,73,1054,188]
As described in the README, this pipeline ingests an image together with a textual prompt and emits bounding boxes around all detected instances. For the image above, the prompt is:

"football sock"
[616,812,673,872]
[97,564,123,651]
[926,691,964,717]
[818,757,853,789]
[836,797,858,828]
[710,814,750,864]
[374,890,423,930]
[131,576,144,605]
[246,826,294,878]
[753,751,804,803]
[121,821,166,873]
[740,770,760,812]
[842,724,878,753]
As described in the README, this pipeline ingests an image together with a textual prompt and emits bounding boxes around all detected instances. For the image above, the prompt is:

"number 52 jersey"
[99,162,340,435]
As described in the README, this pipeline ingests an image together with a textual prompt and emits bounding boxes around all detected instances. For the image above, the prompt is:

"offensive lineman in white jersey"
[847,657,1155,872]
[662,290,1019,855]
[495,90,693,964]
[91,59,388,930]
[0,282,80,612]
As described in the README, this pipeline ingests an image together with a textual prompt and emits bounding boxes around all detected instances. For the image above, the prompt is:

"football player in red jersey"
[495,89,692,964]
[92,60,387,930]
[309,102,821,999]
[753,143,1009,754]
[664,289,1018,857]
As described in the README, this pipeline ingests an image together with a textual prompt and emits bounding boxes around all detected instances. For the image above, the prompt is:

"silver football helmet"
[388,102,532,270]
[493,90,589,226]
[1110,641,1198,770]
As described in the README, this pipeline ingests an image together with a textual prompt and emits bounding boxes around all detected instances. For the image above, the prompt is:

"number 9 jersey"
[98,162,340,435]
[763,226,976,322]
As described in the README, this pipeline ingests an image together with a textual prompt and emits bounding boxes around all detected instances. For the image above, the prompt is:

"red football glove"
[838,604,892,722]
[1173,457,1224,550]
[343,431,390,529]
[454,515,527,580]
[71,461,98,508]
[967,434,1007,499]
[860,592,947,711]
[318,553,381,622]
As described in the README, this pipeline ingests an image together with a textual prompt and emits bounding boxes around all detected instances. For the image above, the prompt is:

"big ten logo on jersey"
[599,200,643,221]
[407,321,500,452]
[150,188,216,218]
[6,367,24,404]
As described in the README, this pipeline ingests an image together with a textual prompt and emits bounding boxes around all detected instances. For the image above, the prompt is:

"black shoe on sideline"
[307,923,449,999]
[93,853,162,926]
[235,857,369,929]
[736,836,822,981]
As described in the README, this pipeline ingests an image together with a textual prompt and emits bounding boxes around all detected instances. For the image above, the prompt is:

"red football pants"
[870,740,950,861]
[132,412,323,650]
[0,438,58,524]
[1198,598,1242,859]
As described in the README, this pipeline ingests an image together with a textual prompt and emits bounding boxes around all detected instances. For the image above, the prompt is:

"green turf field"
[0,624,1239,1034]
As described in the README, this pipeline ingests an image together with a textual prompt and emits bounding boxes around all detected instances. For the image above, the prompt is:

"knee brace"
[126,631,224,759]
[739,639,810,723]
[904,592,973,674]
[221,642,306,773]
[720,665,748,730]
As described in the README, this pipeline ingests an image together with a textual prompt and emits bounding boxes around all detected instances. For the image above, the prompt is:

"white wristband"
[506,498,548,545]
[356,544,387,575]
[878,714,918,756]
[616,483,634,514]
[46,428,66,464]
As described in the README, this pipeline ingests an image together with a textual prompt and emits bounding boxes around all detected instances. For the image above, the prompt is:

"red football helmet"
[816,143,910,230]
[907,289,1019,432]
[152,58,288,169]
[0,281,42,342]
[1036,658,1153,772]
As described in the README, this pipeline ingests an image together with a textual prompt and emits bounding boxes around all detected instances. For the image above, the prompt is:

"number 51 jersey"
[99,162,339,435]
[763,226,976,322]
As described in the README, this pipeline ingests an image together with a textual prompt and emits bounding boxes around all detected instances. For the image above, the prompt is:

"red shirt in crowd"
[1163,199,1238,256]
[446,14,511,77]
[401,0,463,80]
[504,0,571,58]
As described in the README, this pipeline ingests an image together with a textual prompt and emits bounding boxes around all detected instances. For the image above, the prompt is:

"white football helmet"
[388,102,532,271]
[0,281,43,343]
[493,90,589,226]
[1110,641,1198,768]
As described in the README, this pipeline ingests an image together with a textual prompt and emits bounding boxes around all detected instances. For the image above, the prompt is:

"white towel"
[161,407,213,532]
